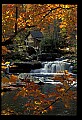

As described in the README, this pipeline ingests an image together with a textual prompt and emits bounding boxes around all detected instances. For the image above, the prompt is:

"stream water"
[27,59,77,86]
[30,60,73,75]
[1,59,77,115]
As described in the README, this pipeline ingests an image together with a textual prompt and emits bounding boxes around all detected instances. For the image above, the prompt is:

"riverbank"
[1,83,77,115]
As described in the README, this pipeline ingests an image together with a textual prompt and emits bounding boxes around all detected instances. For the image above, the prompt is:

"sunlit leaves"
[49,105,53,110]
[1,107,17,115]
[2,46,11,55]
[2,4,77,43]
[2,77,9,84]
[2,4,77,115]
[9,74,18,83]
[12,71,77,115]
[1,70,77,115]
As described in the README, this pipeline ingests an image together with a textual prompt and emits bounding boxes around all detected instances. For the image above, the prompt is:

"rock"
[9,61,42,73]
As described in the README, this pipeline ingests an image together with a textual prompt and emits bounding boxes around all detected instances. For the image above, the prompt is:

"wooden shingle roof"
[29,30,43,38]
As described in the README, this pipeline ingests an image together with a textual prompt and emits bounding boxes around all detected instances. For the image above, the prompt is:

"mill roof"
[29,30,43,38]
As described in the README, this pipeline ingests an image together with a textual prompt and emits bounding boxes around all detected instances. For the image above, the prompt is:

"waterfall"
[51,64,56,73]
[29,60,77,86]
[56,62,61,72]
[65,62,71,71]
[69,66,74,72]
[30,60,72,74]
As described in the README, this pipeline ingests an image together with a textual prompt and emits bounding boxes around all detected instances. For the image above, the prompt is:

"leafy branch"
[2,24,36,45]
[39,82,77,114]
[37,6,75,24]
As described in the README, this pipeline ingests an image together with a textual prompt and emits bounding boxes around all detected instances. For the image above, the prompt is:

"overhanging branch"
[37,6,75,24]
[2,24,36,46]
[39,82,77,114]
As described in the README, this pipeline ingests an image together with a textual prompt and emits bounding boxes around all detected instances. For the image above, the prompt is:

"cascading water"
[31,61,71,73]
[30,60,73,77]
[28,59,77,86]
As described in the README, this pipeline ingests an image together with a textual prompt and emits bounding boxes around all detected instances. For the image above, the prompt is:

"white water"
[19,59,77,87]
[30,60,73,75]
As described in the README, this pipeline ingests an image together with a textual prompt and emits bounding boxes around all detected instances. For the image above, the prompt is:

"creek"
[26,59,77,86]
[1,58,77,115]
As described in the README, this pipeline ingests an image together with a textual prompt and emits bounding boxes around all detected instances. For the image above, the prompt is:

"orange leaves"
[25,103,30,107]
[2,4,77,41]
[40,93,46,98]
[59,25,64,28]
[2,46,11,55]
[13,87,27,100]
[7,4,14,8]
[49,105,53,110]
[52,72,77,110]
[2,77,9,84]
[11,69,77,115]
[9,74,18,83]
[26,4,32,12]
[1,74,18,85]
[59,88,65,92]
[63,81,70,90]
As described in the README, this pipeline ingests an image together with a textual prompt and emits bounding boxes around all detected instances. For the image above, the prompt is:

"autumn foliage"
[2,4,77,40]
[2,4,77,56]
[1,4,77,115]
[12,71,77,115]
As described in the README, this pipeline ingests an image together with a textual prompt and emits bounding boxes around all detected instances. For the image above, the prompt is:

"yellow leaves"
[1,92,5,96]
[42,110,47,114]
[64,70,68,74]
[59,20,67,29]
[5,62,10,65]
[34,101,41,105]
[6,11,9,14]
[1,107,16,115]
[59,88,65,92]
[2,4,77,40]
[61,4,75,9]
[5,16,10,19]
[64,103,70,108]
[63,21,67,25]
[1,65,7,71]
